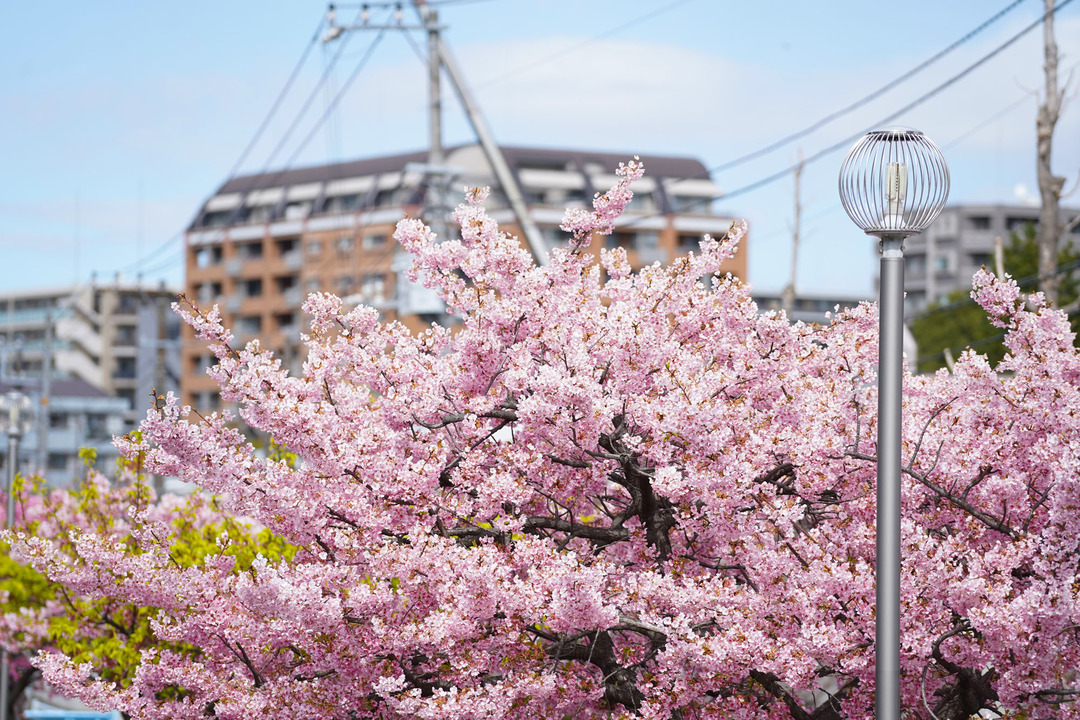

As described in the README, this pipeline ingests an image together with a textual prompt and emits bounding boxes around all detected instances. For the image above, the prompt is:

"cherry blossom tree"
[8,162,1080,719]
[0,461,296,718]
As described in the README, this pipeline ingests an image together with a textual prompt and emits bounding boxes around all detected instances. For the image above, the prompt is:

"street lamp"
[0,390,35,720]
[838,128,949,720]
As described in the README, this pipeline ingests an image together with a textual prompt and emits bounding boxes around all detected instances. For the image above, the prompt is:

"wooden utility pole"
[781,153,804,317]
[1036,0,1066,305]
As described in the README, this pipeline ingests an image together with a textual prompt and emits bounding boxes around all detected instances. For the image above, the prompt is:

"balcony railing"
[281,250,303,271]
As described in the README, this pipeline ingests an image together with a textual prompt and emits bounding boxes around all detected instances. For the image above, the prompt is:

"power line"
[939,56,1080,150]
[284,24,392,169]
[224,16,327,181]
[136,250,186,278]
[710,0,1029,175]
[115,15,329,279]
[627,0,1076,227]
[253,6,371,178]
[942,91,1037,150]
[116,231,183,275]
[471,0,696,91]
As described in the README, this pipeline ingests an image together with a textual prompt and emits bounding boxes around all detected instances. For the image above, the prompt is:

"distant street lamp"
[838,128,949,720]
[0,390,35,720]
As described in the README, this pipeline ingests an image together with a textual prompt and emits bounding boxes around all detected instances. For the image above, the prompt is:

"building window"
[306,278,321,293]
[197,282,222,303]
[606,232,635,250]
[275,313,296,331]
[678,234,700,250]
[237,315,262,335]
[967,216,991,230]
[115,324,138,346]
[933,255,950,273]
[195,247,223,268]
[248,206,272,224]
[968,253,991,268]
[906,254,926,274]
[114,357,136,379]
[242,278,263,297]
[337,275,355,294]
[336,236,355,254]
[276,238,298,255]
[360,274,385,303]
[49,412,69,429]
[307,240,322,257]
[86,413,109,440]
[329,194,362,212]
[540,227,566,247]
[670,195,707,213]
[625,193,655,212]
[1006,217,1036,233]
[238,241,264,260]
[117,294,140,314]
[201,210,233,227]
[362,234,388,250]
[637,232,659,248]
[284,202,310,220]
[117,388,136,410]
[47,454,67,471]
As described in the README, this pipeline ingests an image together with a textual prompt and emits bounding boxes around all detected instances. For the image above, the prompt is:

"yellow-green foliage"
[0,449,299,690]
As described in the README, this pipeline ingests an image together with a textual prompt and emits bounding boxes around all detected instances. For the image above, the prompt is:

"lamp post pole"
[876,232,905,719]
[0,391,34,720]
[839,128,949,719]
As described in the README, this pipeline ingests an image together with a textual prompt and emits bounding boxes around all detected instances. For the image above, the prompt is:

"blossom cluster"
[9,163,1080,719]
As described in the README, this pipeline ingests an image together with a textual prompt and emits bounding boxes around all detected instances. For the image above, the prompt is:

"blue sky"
[1,0,1078,298]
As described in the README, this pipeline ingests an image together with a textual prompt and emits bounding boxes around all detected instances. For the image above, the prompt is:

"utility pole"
[419,3,450,244]
[153,290,168,496]
[781,153,804,317]
[322,2,548,265]
[435,38,547,265]
[1036,0,1066,305]
[35,311,53,475]
[426,6,442,170]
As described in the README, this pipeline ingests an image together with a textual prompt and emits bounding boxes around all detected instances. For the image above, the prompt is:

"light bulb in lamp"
[838,128,949,239]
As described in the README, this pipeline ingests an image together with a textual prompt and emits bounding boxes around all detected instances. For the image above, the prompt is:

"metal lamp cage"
[0,392,33,439]
[838,128,950,238]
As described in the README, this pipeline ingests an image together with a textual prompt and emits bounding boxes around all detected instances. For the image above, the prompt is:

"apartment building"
[903,203,1080,313]
[0,378,129,487]
[0,281,182,419]
[183,143,744,412]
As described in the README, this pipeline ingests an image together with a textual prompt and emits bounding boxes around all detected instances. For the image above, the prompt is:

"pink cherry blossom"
[8,163,1080,720]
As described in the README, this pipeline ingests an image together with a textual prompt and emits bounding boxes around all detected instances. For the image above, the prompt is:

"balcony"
[281,250,303,271]
[225,258,244,277]
[637,247,667,265]
[283,287,303,308]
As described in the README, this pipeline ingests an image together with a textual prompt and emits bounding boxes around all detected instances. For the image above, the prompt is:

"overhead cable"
[627,0,1077,227]
[710,0,1029,174]
[472,0,697,91]
[225,16,327,181]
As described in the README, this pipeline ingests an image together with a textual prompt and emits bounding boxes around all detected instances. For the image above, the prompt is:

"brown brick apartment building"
[183,144,744,412]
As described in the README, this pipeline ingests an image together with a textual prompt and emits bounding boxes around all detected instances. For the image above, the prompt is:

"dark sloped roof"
[213,144,711,196]
[501,145,709,180]
[1,377,110,399]
[217,149,431,194]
